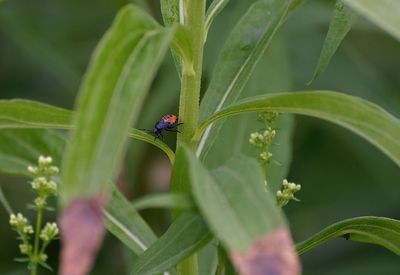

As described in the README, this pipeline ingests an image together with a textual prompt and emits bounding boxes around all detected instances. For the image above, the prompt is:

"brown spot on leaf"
[59,194,107,275]
[230,228,301,275]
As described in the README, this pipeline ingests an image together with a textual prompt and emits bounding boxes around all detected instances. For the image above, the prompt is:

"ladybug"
[141,114,182,140]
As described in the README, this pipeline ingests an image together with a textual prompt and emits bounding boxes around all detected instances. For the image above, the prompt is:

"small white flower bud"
[27,165,39,174]
[38,156,52,166]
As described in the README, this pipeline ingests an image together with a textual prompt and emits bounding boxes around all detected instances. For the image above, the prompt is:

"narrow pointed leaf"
[296,216,400,256]
[204,0,230,40]
[132,193,193,211]
[309,2,358,83]
[343,0,400,42]
[160,0,180,25]
[104,188,157,254]
[197,0,297,158]
[131,212,211,275]
[0,100,175,162]
[0,99,71,129]
[196,91,400,167]
[160,0,183,76]
[181,145,300,274]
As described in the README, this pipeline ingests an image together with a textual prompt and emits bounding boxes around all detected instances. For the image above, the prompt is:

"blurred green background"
[0,0,399,274]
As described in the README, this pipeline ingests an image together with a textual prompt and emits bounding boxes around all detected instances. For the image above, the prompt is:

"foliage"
[0,0,399,274]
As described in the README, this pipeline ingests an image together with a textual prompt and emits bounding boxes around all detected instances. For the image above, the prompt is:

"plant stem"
[176,0,206,150]
[175,1,206,275]
[31,206,43,275]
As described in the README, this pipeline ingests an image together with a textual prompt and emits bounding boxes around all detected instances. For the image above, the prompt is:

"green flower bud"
[38,156,53,167]
[27,165,39,175]
[277,179,301,207]
[9,213,28,228]
[39,253,48,262]
[40,222,59,242]
[23,225,34,235]
[47,166,60,175]
[19,244,32,255]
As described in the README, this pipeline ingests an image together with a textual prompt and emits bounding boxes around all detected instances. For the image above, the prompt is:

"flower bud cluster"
[249,127,276,148]
[277,179,301,207]
[258,111,279,124]
[9,213,34,235]
[31,177,57,196]
[40,222,59,242]
[27,156,59,177]
[249,127,276,165]
[9,155,60,271]
[28,155,59,208]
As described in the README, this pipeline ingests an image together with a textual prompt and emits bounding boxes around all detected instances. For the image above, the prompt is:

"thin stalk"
[176,0,206,150]
[31,206,43,275]
[175,1,206,275]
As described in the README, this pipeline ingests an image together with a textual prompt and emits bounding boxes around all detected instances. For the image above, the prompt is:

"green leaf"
[132,193,193,211]
[104,188,157,254]
[296,216,400,256]
[181,146,299,273]
[309,2,358,84]
[160,0,181,26]
[0,129,65,176]
[160,0,183,77]
[131,212,212,275]
[197,0,296,158]
[60,4,175,204]
[204,0,230,40]
[196,91,400,167]
[343,0,400,42]
[0,99,175,162]
[181,145,285,251]
[128,129,175,163]
[0,99,71,129]
[170,25,194,73]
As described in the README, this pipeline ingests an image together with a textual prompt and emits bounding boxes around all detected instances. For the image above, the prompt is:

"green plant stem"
[176,0,206,150]
[31,206,43,275]
[175,1,206,275]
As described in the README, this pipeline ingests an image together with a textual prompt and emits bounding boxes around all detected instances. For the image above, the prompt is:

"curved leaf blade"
[180,145,300,273]
[0,100,175,162]
[61,4,175,204]
[204,0,230,40]
[131,212,211,275]
[132,193,193,211]
[0,99,71,129]
[309,2,358,84]
[196,91,400,167]
[343,0,400,42]
[160,0,183,77]
[296,216,400,256]
[104,188,157,254]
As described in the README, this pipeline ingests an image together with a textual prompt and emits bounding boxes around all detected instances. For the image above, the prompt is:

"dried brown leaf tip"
[230,228,301,275]
[59,196,106,275]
